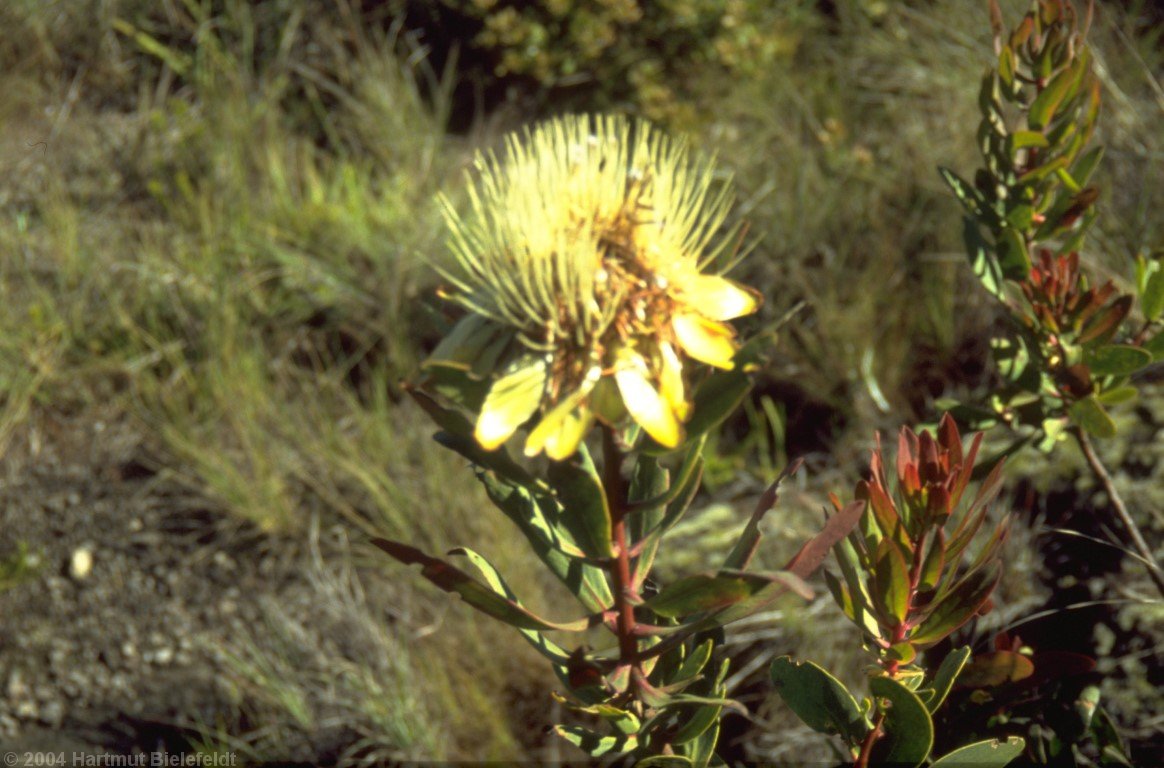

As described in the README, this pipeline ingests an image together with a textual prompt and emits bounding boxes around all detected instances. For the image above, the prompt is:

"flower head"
[427,114,759,459]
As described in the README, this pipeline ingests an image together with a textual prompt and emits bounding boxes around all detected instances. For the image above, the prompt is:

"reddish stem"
[602,427,641,682]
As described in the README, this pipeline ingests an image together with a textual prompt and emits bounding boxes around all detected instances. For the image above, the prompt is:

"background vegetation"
[0,0,1160,762]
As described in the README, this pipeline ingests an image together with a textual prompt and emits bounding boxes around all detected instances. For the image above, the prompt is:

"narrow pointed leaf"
[785,500,866,580]
[372,539,593,632]
[453,547,573,664]
[478,471,613,612]
[910,562,1001,648]
[546,444,614,558]
[551,725,636,757]
[722,459,804,571]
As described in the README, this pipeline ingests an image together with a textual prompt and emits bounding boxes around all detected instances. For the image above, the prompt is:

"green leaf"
[1097,385,1138,406]
[672,658,730,746]
[769,657,870,744]
[872,540,911,628]
[922,646,972,714]
[551,725,636,757]
[1142,269,1164,321]
[1085,345,1152,377]
[909,562,1001,648]
[1017,155,1068,186]
[997,228,1031,280]
[545,444,614,559]
[1029,66,1076,130]
[940,168,989,219]
[477,472,613,613]
[930,736,1026,768]
[1069,145,1105,188]
[1145,330,1164,362]
[633,445,706,586]
[1008,130,1050,152]
[1069,396,1117,438]
[637,758,693,768]
[869,675,934,768]
[371,539,593,632]
[682,370,752,445]
[646,571,809,619]
[552,694,640,734]
[684,719,720,768]
[452,547,573,664]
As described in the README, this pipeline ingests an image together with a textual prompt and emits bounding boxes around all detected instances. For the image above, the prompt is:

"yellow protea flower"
[428,114,759,460]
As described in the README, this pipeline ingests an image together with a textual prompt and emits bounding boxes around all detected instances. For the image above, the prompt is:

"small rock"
[14,700,38,720]
[154,647,174,665]
[38,700,64,727]
[6,670,28,699]
[69,548,94,580]
[66,491,81,507]
[121,640,137,659]
[0,714,18,738]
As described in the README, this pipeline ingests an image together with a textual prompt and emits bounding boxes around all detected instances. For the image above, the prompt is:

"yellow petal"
[525,403,595,461]
[679,274,761,320]
[475,355,548,450]
[672,314,738,370]
[657,342,690,421]
[524,367,600,460]
[615,362,683,448]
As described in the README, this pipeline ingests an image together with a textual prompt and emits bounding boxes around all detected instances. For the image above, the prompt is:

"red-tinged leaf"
[938,414,963,468]
[1078,295,1132,345]
[957,651,1035,688]
[785,501,866,580]
[967,458,1007,519]
[951,431,985,510]
[861,480,903,544]
[371,539,594,632]
[898,429,919,490]
[910,562,1002,648]
[1026,651,1096,686]
[722,458,804,571]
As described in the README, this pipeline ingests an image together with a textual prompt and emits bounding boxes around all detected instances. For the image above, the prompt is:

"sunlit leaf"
[930,736,1026,768]
[922,646,972,713]
[372,539,593,632]
[958,650,1035,688]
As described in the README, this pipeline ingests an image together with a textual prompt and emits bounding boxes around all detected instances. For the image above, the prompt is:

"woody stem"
[602,426,641,680]
[1073,427,1164,599]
